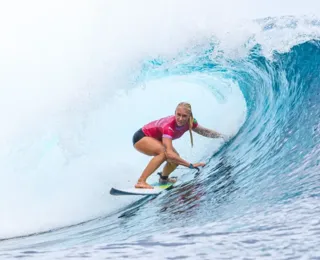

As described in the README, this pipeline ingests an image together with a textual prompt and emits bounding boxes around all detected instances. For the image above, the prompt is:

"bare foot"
[135,181,154,189]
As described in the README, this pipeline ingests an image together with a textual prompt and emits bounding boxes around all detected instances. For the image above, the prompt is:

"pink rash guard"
[142,115,199,141]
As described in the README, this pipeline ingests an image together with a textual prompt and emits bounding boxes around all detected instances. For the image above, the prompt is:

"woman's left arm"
[193,125,223,138]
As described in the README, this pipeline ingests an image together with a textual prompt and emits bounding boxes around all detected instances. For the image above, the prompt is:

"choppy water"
[0,1,320,259]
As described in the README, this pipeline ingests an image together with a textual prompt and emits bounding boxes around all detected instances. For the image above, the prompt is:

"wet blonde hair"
[176,102,194,147]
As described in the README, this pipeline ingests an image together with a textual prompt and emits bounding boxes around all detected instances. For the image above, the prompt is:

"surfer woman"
[132,102,228,189]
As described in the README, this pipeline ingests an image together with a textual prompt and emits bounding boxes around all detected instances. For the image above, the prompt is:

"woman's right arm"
[162,137,205,168]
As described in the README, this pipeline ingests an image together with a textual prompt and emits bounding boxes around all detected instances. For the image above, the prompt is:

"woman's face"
[175,106,190,126]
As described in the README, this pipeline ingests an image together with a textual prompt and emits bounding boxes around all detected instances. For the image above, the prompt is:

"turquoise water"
[0,4,320,260]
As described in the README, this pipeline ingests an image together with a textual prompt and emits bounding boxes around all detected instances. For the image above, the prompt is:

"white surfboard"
[110,182,173,196]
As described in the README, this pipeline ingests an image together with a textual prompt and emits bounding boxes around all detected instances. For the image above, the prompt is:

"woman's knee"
[158,152,167,161]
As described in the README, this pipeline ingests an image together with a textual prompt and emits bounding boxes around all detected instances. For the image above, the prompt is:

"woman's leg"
[161,147,179,180]
[162,162,178,177]
[134,137,166,189]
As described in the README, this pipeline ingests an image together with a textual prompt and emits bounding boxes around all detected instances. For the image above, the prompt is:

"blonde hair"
[176,102,194,147]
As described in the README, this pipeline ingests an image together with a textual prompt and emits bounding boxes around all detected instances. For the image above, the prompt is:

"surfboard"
[110,182,174,196]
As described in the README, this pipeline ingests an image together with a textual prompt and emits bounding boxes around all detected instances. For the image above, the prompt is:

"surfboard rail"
[110,183,173,196]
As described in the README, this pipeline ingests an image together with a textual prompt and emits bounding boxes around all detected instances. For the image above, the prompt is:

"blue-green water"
[0,12,320,260]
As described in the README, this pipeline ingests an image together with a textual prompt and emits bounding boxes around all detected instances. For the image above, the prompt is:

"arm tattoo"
[193,126,221,138]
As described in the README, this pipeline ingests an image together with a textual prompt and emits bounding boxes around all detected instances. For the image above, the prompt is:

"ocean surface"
[0,1,319,259]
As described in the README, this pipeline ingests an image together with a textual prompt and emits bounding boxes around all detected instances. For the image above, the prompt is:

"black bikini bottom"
[132,128,146,145]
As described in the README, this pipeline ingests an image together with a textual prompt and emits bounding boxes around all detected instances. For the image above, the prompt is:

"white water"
[0,0,319,238]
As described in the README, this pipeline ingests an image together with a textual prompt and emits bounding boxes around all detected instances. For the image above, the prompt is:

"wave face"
[0,1,320,259]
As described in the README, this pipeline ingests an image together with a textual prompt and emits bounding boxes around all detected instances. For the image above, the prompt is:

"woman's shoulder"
[159,115,175,122]
[157,115,175,128]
